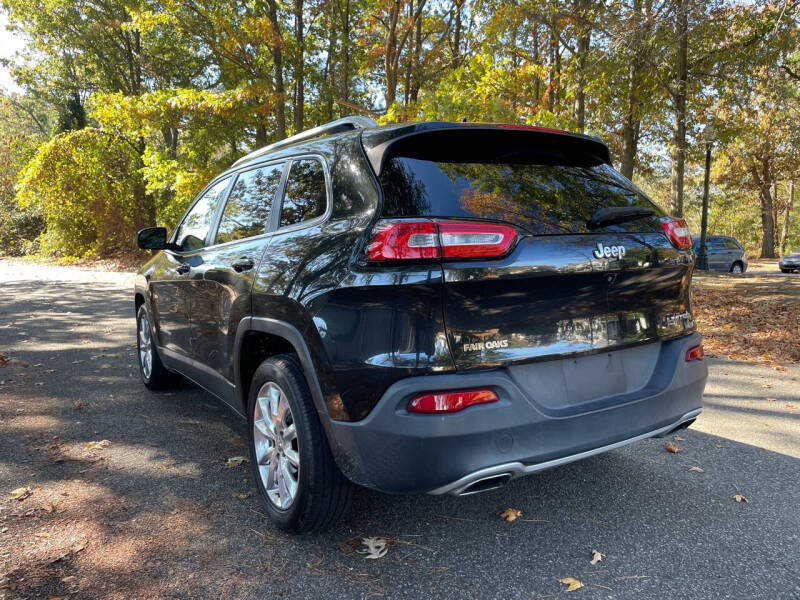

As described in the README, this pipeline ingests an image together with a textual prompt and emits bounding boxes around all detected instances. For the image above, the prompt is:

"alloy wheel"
[138,313,153,380]
[253,382,300,509]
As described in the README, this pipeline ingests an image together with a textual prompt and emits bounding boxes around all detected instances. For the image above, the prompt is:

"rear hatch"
[363,124,695,374]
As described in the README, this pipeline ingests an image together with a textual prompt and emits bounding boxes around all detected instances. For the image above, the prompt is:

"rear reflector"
[685,344,704,361]
[407,388,498,414]
[660,217,693,249]
[368,219,517,262]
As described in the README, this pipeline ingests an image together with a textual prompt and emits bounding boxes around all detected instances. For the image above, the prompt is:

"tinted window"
[173,177,230,252]
[216,163,283,244]
[723,238,740,250]
[379,159,664,234]
[280,158,327,228]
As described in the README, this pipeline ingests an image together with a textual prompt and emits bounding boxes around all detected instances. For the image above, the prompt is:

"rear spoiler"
[361,122,612,177]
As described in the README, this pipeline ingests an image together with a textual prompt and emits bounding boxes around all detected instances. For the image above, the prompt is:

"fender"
[233,316,330,421]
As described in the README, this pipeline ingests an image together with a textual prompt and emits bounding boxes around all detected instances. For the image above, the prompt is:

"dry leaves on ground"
[225,456,249,468]
[558,577,585,592]
[733,494,749,503]
[590,550,604,565]
[357,537,389,559]
[499,508,522,522]
[688,466,705,473]
[9,486,32,500]
[83,440,110,450]
[663,442,680,454]
[692,276,800,365]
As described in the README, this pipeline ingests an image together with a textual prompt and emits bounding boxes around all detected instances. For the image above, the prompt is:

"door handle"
[232,256,255,272]
[176,264,191,275]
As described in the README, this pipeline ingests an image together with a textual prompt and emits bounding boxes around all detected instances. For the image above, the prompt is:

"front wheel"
[247,354,352,532]
[730,262,743,273]
[136,305,180,389]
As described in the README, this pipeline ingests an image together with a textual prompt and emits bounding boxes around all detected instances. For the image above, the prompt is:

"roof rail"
[232,116,378,167]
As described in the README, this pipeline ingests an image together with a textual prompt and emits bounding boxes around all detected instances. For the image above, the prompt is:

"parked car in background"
[693,235,748,273]
[779,249,800,273]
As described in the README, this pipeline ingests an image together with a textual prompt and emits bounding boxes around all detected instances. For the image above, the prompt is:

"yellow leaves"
[558,577,585,592]
[499,508,522,522]
[83,440,110,450]
[9,486,32,500]
[733,494,749,503]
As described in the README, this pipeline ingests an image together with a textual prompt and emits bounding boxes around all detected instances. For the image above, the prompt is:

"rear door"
[190,161,285,383]
[375,140,694,371]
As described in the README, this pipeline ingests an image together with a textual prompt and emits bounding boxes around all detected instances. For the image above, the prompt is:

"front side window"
[280,158,327,228]
[216,163,284,244]
[173,177,230,252]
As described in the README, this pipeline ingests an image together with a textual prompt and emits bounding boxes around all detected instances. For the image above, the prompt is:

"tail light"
[367,219,517,262]
[407,388,498,414]
[660,217,692,249]
[685,344,704,361]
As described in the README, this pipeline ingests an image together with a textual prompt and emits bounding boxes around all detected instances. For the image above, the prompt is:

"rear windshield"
[379,158,665,235]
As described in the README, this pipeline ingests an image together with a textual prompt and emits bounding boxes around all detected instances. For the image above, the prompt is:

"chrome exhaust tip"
[456,472,513,496]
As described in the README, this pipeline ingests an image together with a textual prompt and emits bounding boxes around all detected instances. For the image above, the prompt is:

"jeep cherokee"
[134,117,707,532]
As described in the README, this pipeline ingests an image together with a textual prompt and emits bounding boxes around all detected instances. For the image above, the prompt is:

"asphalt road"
[1,260,799,599]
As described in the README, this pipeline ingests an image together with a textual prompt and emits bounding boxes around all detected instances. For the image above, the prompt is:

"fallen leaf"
[72,401,83,410]
[499,508,522,522]
[673,435,685,441]
[733,494,749,503]
[688,466,705,473]
[61,576,76,584]
[9,487,32,501]
[558,577,584,592]
[662,442,680,454]
[590,550,604,565]
[83,440,110,450]
[232,492,252,499]
[357,537,388,559]
[226,456,249,468]
[785,403,797,410]
[765,397,777,402]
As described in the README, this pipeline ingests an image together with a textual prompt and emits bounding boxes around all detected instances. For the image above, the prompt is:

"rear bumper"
[326,333,707,494]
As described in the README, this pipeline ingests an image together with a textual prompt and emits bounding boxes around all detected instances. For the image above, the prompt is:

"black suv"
[135,117,707,532]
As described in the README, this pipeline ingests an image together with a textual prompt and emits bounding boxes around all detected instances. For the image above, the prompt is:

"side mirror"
[137,227,168,250]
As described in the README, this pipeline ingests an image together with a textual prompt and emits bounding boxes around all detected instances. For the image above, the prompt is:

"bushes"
[16,128,144,257]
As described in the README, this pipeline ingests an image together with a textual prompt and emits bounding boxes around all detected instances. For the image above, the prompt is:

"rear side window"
[280,158,327,228]
[173,177,230,252]
[379,158,664,235]
[216,163,283,244]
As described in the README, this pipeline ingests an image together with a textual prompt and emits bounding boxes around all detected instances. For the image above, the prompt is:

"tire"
[780,268,792,273]
[136,305,181,389]
[730,262,743,274]
[247,354,352,533]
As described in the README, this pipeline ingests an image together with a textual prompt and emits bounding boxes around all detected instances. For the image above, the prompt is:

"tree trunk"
[533,24,540,104]
[267,0,287,140]
[669,0,688,217]
[751,149,776,259]
[293,0,305,132]
[572,0,590,133]
[340,0,351,103]
[547,7,559,111]
[781,180,794,256]
[620,0,644,179]
[410,4,422,103]
[384,0,402,109]
[451,0,463,69]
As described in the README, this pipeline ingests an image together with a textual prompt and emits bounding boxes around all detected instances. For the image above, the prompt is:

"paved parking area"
[1,261,798,599]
